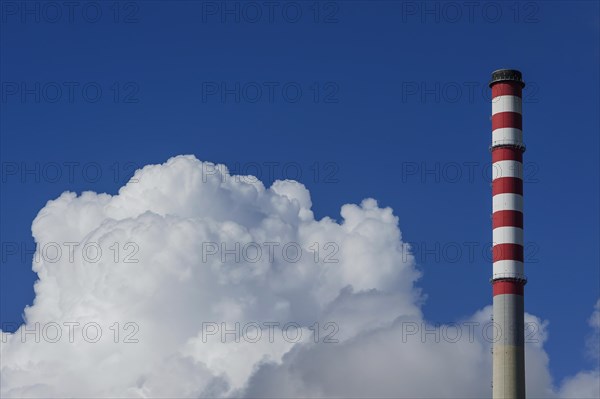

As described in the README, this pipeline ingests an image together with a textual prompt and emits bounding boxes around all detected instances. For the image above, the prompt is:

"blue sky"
[1,0,599,389]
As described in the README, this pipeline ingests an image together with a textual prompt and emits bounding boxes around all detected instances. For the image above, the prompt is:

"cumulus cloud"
[0,155,597,398]
[586,299,600,361]
[556,299,600,399]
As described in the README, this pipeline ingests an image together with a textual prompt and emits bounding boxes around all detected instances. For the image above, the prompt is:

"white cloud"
[557,370,600,399]
[0,155,598,398]
[586,299,600,361]
[556,299,600,399]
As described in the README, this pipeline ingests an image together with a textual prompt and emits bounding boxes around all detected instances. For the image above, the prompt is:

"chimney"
[490,68,527,399]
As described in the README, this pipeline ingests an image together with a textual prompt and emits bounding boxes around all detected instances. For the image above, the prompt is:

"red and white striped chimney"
[490,69,526,399]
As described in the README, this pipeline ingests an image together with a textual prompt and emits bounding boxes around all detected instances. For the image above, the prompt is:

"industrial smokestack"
[490,69,527,399]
